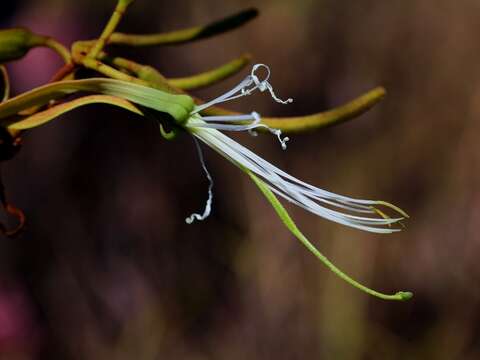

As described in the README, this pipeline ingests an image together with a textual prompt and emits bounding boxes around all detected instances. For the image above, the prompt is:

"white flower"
[183,64,407,233]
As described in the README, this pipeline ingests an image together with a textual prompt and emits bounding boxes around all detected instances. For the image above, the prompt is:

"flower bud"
[0,28,47,63]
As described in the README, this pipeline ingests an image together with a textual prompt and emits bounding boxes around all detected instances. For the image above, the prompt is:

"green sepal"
[247,170,412,302]
[0,78,195,125]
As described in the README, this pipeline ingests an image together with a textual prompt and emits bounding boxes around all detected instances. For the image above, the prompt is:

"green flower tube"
[0,28,47,63]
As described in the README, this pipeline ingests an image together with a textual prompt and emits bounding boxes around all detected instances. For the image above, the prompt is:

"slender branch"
[102,55,176,92]
[262,87,387,132]
[82,58,181,94]
[82,58,149,85]
[49,62,76,83]
[169,54,251,90]
[43,37,71,63]
[108,8,258,46]
[86,0,135,59]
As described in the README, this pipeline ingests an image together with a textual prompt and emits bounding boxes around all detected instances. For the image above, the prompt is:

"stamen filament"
[192,63,292,114]
[185,138,214,224]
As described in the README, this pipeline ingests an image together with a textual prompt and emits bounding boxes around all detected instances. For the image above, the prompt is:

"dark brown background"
[1,0,479,359]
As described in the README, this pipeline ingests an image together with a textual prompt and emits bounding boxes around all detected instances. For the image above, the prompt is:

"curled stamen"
[269,128,289,150]
[250,64,293,105]
[188,64,295,149]
[192,64,293,113]
[185,138,214,224]
[192,76,254,114]
[249,111,289,149]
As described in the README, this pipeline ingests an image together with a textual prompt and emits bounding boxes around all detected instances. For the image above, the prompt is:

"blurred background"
[1,0,480,359]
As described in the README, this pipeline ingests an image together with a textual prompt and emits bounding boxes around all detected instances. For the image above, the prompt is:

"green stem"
[169,54,251,90]
[247,171,412,301]
[102,56,176,93]
[86,0,135,59]
[263,87,387,132]
[43,37,71,63]
[82,58,148,85]
[108,8,258,46]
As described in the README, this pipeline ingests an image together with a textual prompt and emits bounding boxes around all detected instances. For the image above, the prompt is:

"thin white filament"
[199,129,398,231]
[188,112,290,150]
[191,127,404,233]
[185,137,214,224]
[192,64,292,115]
[249,64,293,105]
[188,64,293,149]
